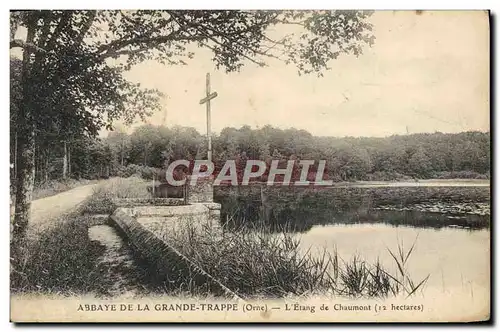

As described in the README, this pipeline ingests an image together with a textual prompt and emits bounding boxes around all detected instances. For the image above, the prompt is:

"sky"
[119,11,489,138]
[14,10,490,138]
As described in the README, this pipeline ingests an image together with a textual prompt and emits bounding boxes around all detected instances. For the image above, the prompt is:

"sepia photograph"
[9,9,490,323]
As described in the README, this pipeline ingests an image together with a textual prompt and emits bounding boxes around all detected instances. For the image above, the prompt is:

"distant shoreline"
[215,178,490,188]
[339,179,490,188]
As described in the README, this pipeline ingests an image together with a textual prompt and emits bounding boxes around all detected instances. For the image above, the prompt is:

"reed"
[161,221,429,299]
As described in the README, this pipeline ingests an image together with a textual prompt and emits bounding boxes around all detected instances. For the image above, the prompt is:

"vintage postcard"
[9,10,490,323]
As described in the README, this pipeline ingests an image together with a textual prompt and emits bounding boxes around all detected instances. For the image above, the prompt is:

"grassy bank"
[10,212,167,297]
[10,214,109,295]
[161,222,428,299]
[78,176,150,214]
[10,177,151,296]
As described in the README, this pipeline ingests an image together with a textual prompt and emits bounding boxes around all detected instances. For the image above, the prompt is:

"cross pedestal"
[186,175,215,203]
[194,72,219,205]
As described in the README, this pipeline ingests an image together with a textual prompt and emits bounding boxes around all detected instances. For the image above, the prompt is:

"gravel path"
[9,183,101,235]
[30,184,99,223]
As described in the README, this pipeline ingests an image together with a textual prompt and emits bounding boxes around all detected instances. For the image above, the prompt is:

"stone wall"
[201,203,221,228]
[109,207,239,299]
[148,183,187,200]
[109,208,192,281]
[134,203,221,236]
[113,198,186,207]
[145,175,215,204]
[108,170,227,291]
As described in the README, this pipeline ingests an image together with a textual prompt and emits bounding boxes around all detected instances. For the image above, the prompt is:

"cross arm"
[199,92,218,105]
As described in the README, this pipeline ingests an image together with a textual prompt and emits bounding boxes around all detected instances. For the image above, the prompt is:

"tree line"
[11,123,490,185]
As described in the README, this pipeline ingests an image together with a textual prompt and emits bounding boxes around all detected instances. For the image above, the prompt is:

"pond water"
[216,182,491,231]
[215,181,491,300]
[298,224,490,299]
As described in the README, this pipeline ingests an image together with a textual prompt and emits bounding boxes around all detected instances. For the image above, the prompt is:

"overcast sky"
[120,11,489,138]
[15,11,489,138]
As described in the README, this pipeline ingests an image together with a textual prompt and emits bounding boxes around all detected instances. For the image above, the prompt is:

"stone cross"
[199,73,218,163]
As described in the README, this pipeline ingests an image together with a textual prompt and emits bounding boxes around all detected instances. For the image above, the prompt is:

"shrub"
[365,171,413,181]
[433,171,489,179]
[114,164,162,180]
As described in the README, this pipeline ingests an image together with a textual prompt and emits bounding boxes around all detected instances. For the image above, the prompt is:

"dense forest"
[10,122,490,185]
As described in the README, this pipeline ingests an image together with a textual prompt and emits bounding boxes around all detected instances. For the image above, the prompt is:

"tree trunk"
[62,141,68,179]
[44,154,49,183]
[13,126,36,242]
[68,144,71,176]
[12,19,36,244]
[33,144,38,184]
[14,132,18,179]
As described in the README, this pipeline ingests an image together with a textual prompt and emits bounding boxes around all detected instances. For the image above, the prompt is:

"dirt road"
[10,183,100,234]
[31,183,98,221]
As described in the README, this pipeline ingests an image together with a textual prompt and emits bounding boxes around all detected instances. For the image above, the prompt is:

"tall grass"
[10,215,110,295]
[161,221,429,299]
[78,176,150,214]
[385,237,430,298]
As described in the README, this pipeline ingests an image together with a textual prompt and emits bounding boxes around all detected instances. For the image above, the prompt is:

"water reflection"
[214,184,490,301]
[214,185,490,232]
[297,223,490,298]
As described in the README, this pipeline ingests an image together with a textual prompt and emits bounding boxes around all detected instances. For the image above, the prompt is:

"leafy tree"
[408,147,432,178]
[106,128,131,168]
